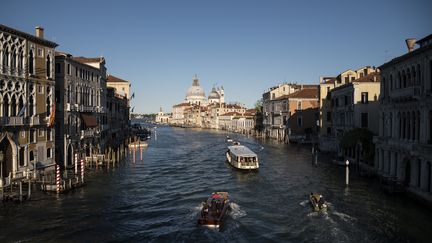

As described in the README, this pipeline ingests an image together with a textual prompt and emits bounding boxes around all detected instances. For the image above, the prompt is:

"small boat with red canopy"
[197,192,230,228]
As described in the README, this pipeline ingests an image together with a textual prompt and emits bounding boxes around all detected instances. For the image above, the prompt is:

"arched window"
[398,71,401,89]
[46,96,51,117]
[18,96,24,116]
[3,95,9,117]
[29,95,34,117]
[29,150,34,161]
[46,55,51,78]
[18,50,23,70]
[11,95,17,116]
[3,46,9,67]
[29,50,34,74]
[11,48,16,70]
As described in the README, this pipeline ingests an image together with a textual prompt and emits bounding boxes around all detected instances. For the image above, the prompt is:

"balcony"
[29,116,41,126]
[81,129,95,139]
[389,85,422,101]
[0,116,24,126]
[82,106,94,112]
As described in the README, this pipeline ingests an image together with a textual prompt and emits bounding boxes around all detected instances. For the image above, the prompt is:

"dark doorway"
[0,138,13,178]
[67,144,73,166]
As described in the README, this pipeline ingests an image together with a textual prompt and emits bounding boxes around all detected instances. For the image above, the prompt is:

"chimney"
[405,38,416,52]
[35,26,44,38]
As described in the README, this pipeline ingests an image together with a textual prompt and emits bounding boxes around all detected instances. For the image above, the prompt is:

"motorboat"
[226,145,259,170]
[226,136,233,143]
[309,193,328,212]
[197,192,230,228]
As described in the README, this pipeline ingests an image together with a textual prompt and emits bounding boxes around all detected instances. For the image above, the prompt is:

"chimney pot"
[405,38,416,52]
[35,26,44,38]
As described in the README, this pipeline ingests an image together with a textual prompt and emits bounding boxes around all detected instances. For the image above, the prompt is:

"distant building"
[155,107,170,124]
[0,25,58,181]
[375,34,432,201]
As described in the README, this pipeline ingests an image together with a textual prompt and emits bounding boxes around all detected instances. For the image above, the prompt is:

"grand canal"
[1,126,431,242]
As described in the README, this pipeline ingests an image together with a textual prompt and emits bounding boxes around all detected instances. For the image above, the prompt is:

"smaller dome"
[208,87,220,99]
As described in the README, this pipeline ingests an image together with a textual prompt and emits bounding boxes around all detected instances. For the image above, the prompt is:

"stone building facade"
[0,25,57,182]
[375,35,432,202]
[54,53,107,169]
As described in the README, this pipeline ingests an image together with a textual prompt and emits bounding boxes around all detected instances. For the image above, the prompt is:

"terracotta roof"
[353,72,381,83]
[72,56,104,63]
[173,103,190,108]
[246,109,257,113]
[321,77,337,84]
[225,104,243,109]
[0,24,58,48]
[287,87,319,99]
[221,112,242,116]
[107,74,129,83]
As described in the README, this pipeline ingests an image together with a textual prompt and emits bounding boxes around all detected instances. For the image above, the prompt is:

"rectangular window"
[361,113,368,128]
[30,130,36,142]
[75,66,78,77]
[47,128,51,141]
[21,130,25,138]
[55,63,60,74]
[344,77,349,83]
[327,127,331,135]
[38,129,45,137]
[327,112,332,121]
[47,148,52,158]
[67,64,71,75]
[297,101,301,110]
[360,73,364,78]
[37,48,44,57]
[361,92,369,104]
[38,84,44,94]
[351,77,355,81]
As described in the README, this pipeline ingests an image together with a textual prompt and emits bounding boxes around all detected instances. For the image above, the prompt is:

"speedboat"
[309,193,328,212]
[226,136,233,143]
[197,192,230,229]
[226,145,259,170]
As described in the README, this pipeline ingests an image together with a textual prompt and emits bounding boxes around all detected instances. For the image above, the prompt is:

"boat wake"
[188,203,203,220]
[299,200,309,207]
[229,202,246,219]
[331,211,357,222]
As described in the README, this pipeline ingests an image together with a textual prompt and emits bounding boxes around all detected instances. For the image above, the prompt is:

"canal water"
[1,126,431,242]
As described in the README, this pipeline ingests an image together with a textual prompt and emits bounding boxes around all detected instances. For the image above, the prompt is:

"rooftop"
[107,74,130,83]
[0,24,58,48]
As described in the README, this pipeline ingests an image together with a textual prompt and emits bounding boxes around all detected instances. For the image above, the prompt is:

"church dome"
[185,75,206,104]
[208,87,220,99]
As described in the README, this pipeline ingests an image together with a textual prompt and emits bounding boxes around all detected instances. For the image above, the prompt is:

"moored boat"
[309,193,327,212]
[197,192,230,228]
[226,145,259,170]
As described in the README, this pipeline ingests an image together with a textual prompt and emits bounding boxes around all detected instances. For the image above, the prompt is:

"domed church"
[208,86,224,104]
[185,75,207,105]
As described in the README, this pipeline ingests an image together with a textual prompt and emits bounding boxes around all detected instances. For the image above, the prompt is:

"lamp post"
[345,159,350,186]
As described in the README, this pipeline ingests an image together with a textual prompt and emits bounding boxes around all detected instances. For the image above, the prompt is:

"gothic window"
[29,95,34,117]
[2,95,9,117]
[11,48,16,70]
[3,45,9,67]
[29,50,34,74]
[11,95,16,116]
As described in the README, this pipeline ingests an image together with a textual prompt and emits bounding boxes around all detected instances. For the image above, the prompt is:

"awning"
[81,113,98,128]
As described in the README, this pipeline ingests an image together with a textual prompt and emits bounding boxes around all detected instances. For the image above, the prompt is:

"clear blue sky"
[2,0,431,114]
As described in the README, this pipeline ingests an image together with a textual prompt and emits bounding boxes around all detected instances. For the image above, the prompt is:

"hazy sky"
[2,0,431,113]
